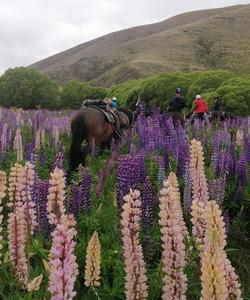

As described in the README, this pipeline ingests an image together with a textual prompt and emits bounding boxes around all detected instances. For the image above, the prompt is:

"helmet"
[196,95,201,99]
[112,97,117,101]
[176,88,182,94]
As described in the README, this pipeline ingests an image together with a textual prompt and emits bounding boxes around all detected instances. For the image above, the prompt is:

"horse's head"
[117,107,135,126]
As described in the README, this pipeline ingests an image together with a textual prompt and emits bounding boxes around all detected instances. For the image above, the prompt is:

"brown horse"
[68,106,134,175]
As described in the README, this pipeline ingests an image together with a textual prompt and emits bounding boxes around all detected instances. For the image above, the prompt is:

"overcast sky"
[0,0,249,74]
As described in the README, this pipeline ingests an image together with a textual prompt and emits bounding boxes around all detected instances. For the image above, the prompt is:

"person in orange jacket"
[191,95,209,120]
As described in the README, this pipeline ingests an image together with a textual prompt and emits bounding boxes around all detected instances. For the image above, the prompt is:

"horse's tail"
[68,113,87,175]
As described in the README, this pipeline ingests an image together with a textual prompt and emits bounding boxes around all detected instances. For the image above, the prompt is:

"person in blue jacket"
[111,97,118,108]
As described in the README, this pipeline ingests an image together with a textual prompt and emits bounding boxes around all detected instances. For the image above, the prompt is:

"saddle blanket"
[82,105,129,131]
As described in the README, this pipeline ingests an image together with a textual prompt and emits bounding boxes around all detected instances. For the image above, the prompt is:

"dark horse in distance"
[185,111,235,123]
[68,106,134,175]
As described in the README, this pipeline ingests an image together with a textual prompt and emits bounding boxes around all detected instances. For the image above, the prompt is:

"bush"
[0,67,60,109]
[61,80,106,109]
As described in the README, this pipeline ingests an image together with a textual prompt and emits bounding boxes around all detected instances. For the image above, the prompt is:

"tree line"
[0,67,250,115]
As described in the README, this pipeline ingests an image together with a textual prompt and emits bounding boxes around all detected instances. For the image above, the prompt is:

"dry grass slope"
[30,4,250,86]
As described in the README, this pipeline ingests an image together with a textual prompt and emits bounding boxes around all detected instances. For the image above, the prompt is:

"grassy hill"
[30,4,250,86]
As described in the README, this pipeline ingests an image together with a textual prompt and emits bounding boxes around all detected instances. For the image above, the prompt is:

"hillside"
[30,4,250,86]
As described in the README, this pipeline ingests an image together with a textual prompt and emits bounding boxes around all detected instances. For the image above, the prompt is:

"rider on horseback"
[166,88,186,127]
[213,96,221,112]
[191,95,209,120]
[104,97,118,110]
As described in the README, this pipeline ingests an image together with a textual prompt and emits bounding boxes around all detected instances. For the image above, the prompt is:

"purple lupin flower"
[176,139,189,177]
[243,136,250,164]
[235,183,244,202]
[68,184,80,218]
[34,179,50,233]
[157,156,166,188]
[116,154,146,209]
[24,142,34,162]
[96,147,118,197]
[142,235,156,263]
[236,152,247,186]
[78,168,92,211]
[96,168,105,198]
[208,177,226,207]
[141,176,156,229]
[39,152,47,166]
[52,152,65,173]
[183,162,192,212]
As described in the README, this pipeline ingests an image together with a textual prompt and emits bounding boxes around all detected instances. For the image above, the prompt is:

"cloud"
[0,0,249,74]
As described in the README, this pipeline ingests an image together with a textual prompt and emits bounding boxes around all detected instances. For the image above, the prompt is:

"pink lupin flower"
[7,163,34,287]
[224,257,242,300]
[13,129,23,162]
[7,164,29,287]
[158,172,187,300]
[52,125,60,146]
[1,123,8,151]
[41,128,45,149]
[0,171,7,264]
[35,129,41,151]
[8,206,29,287]
[18,162,37,235]
[120,189,148,300]
[189,139,209,252]
[47,167,66,225]
[8,163,24,210]
[48,214,78,300]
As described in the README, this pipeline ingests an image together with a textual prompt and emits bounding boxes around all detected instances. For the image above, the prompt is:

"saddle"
[81,103,130,134]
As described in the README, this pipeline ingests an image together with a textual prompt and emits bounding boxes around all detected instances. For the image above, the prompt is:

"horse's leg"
[68,119,85,176]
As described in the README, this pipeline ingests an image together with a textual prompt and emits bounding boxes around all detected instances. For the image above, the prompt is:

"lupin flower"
[189,139,209,203]
[78,168,92,211]
[116,154,145,209]
[158,172,187,300]
[189,139,209,252]
[201,201,242,300]
[1,123,8,151]
[224,257,242,300]
[183,162,192,212]
[48,214,78,300]
[52,152,65,174]
[201,201,227,300]
[96,168,105,197]
[8,161,37,286]
[96,148,118,197]
[8,206,29,287]
[84,231,101,287]
[0,171,7,263]
[27,274,43,292]
[52,125,60,146]
[7,164,29,287]
[7,163,23,209]
[13,128,23,162]
[141,176,155,229]
[41,128,46,148]
[120,189,148,300]
[34,179,50,232]
[46,167,66,225]
[35,129,41,151]
[18,162,37,235]
[236,129,244,146]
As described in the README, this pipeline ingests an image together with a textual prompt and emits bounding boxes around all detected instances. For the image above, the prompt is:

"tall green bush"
[0,67,60,109]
